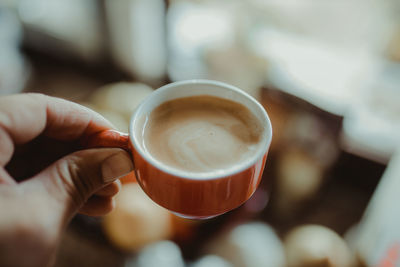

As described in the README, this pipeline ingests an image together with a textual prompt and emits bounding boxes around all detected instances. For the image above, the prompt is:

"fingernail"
[101,151,134,183]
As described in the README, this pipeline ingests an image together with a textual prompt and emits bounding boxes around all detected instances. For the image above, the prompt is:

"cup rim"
[129,79,272,180]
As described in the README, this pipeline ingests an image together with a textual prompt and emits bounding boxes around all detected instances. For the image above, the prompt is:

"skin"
[0,93,134,267]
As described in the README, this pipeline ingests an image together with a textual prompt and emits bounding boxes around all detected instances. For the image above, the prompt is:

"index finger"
[0,93,114,166]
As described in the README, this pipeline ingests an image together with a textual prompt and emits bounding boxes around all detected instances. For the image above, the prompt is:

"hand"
[0,93,134,267]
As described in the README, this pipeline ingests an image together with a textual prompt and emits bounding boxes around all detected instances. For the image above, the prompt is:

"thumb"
[24,148,133,221]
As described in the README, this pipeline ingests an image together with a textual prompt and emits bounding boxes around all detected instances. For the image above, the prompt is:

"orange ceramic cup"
[87,80,272,219]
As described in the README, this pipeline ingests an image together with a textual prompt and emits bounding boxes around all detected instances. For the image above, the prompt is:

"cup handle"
[83,129,131,151]
[83,130,138,184]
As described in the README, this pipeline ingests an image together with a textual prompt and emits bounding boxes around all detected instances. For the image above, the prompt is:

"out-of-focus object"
[241,187,269,216]
[79,101,129,132]
[0,8,30,95]
[102,183,173,251]
[89,82,154,120]
[260,89,294,152]
[246,0,393,52]
[0,0,18,9]
[256,29,378,116]
[272,111,338,219]
[284,224,354,267]
[0,7,21,46]
[283,113,339,168]
[167,1,266,99]
[94,109,129,133]
[167,1,234,82]
[205,222,286,267]
[18,0,103,61]
[355,149,400,266]
[205,45,267,100]
[105,0,167,85]
[387,27,400,62]
[170,214,199,243]
[128,241,185,267]
[191,255,233,267]
[344,224,361,261]
[341,62,400,164]
[274,148,324,219]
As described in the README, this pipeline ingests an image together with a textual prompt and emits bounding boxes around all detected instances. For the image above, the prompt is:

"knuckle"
[55,155,94,208]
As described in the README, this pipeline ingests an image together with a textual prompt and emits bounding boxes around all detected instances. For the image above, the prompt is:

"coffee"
[142,95,263,173]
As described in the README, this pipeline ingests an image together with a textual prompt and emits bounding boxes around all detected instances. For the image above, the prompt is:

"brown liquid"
[143,95,263,173]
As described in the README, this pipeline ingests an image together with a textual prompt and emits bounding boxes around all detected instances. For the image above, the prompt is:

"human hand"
[0,93,134,267]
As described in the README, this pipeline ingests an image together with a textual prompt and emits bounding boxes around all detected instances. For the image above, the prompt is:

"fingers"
[79,196,116,216]
[23,148,133,222]
[0,123,14,167]
[0,167,16,185]
[0,93,113,166]
[95,180,121,197]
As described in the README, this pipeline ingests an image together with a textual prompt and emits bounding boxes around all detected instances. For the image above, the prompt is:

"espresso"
[142,95,263,173]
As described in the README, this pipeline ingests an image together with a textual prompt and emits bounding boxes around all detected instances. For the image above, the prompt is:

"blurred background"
[1,0,400,266]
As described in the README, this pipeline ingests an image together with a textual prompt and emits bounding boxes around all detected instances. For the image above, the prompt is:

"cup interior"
[130,80,272,180]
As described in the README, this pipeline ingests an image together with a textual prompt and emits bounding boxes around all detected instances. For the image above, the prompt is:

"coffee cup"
[86,80,272,219]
